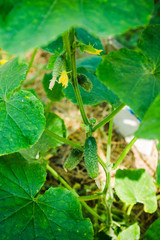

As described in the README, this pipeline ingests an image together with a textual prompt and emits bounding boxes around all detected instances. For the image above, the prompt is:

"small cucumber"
[77,73,93,92]
[84,137,99,179]
[52,56,64,79]
[64,149,83,170]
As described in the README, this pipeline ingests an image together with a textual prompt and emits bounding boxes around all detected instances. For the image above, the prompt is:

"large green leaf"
[138,25,160,65]
[117,223,140,240]
[97,25,160,119]
[0,154,93,239]
[0,58,27,98]
[115,28,143,49]
[145,218,160,240]
[42,36,63,54]
[150,2,160,25]
[64,57,119,105]
[0,0,153,54]
[135,94,160,141]
[0,58,45,155]
[115,169,157,213]
[156,159,160,187]
[77,56,102,72]
[64,68,119,105]
[20,112,67,160]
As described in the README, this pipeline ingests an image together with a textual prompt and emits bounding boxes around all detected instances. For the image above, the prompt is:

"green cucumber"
[84,137,99,179]
[52,56,64,79]
[64,149,83,170]
[77,73,93,92]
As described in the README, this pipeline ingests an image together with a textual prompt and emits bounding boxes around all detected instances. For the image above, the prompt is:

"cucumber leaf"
[0,0,153,54]
[97,24,160,119]
[135,94,160,141]
[145,218,160,240]
[0,58,27,98]
[115,169,157,213]
[0,58,45,155]
[20,112,67,160]
[117,223,140,240]
[64,57,119,106]
[64,68,119,106]
[42,36,63,54]
[156,159,160,187]
[77,56,102,72]
[0,153,93,240]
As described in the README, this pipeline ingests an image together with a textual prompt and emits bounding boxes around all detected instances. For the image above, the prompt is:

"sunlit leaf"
[115,169,157,213]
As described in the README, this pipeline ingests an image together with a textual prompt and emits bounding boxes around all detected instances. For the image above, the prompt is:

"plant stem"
[126,204,133,215]
[69,28,90,126]
[81,201,105,222]
[63,31,71,56]
[92,103,125,132]
[106,118,113,165]
[26,48,38,76]
[47,164,104,222]
[47,164,74,194]
[45,129,83,151]
[105,119,113,195]
[98,156,108,175]
[104,119,114,230]
[79,193,103,201]
[113,137,137,170]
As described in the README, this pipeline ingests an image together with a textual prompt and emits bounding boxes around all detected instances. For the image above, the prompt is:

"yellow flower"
[0,59,8,65]
[83,43,103,55]
[85,48,103,55]
[59,71,69,88]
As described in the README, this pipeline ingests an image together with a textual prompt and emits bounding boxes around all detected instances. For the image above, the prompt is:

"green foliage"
[115,28,143,49]
[20,112,67,160]
[135,94,160,142]
[0,58,45,155]
[97,24,160,119]
[42,73,64,102]
[145,218,160,240]
[115,169,157,213]
[138,25,160,66]
[0,0,153,54]
[84,137,99,179]
[42,36,63,54]
[0,58,27,97]
[64,149,83,170]
[77,56,102,72]
[156,160,160,187]
[75,28,104,53]
[42,27,104,54]
[0,154,93,240]
[150,2,160,24]
[64,60,119,106]
[117,223,140,240]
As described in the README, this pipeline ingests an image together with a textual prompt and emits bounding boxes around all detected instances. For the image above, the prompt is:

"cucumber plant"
[0,0,160,239]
